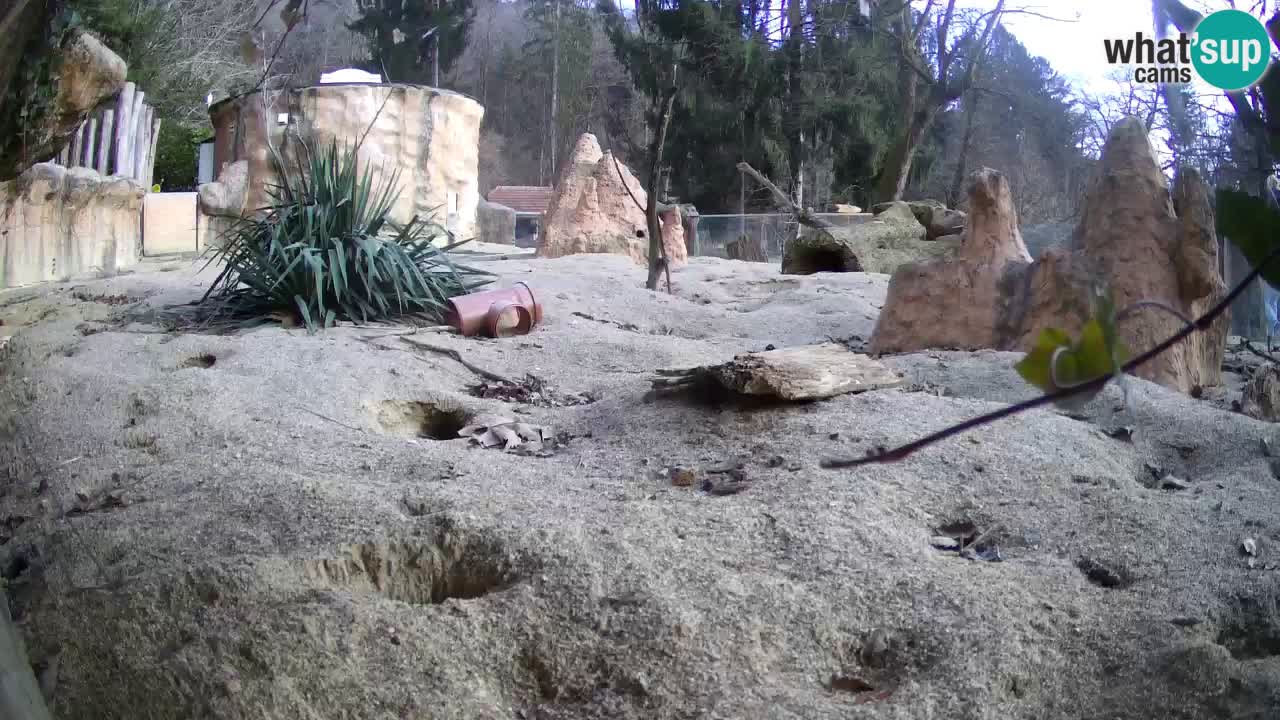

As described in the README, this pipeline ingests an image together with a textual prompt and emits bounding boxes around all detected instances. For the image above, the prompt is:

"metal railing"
[692,213,870,260]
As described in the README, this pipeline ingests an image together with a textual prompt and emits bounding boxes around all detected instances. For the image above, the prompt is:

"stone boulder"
[477,200,516,245]
[870,117,1229,396]
[197,160,249,218]
[197,160,250,249]
[875,201,924,228]
[1,30,127,181]
[782,204,957,275]
[536,133,687,266]
[926,208,966,239]
[905,199,945,224]
[873,199,965,240]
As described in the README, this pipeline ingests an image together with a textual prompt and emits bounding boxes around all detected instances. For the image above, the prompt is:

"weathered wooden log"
[95,109,113,174]
[112,82,135,176]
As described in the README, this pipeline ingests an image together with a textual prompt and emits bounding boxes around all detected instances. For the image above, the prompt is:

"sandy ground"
[2,250,1280,720]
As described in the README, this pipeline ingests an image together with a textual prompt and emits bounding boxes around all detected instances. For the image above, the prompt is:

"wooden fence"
[51,81,162,187]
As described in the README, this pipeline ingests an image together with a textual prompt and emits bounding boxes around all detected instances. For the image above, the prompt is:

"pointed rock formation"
[869,168,1031,352]
[871,116,1228,395]
[537,133,686,266]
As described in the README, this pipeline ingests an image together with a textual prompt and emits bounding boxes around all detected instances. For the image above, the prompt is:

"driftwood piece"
[651,343,904,401]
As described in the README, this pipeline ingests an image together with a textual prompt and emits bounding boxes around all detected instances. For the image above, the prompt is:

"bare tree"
[873,0,1006,203]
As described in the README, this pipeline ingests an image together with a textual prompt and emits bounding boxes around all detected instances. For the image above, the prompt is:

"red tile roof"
[487,185,553,215]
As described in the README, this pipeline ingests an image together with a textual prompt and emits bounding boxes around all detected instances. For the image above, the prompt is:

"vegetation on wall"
[0,1,81,181]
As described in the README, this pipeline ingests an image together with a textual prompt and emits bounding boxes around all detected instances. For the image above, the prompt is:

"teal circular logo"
[1191,9,1274,91]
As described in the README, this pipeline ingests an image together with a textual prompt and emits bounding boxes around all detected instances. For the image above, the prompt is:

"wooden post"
[112,82,135,176]
[125,90,145,180]
[96,109,114,175]
[145,115,162,189]
[69,122,85,168]
[83,118,98,171]
[132,105,150,184]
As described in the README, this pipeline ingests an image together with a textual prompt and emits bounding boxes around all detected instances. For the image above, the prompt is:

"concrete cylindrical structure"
[208,84,484,242]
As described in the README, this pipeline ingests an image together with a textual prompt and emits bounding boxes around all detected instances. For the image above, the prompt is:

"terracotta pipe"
[445,282,542,337]
[486,300,532,337]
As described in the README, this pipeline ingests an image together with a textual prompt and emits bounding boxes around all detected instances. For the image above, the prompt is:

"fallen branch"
[300,407,366,433]
[399,337,515,384]
[736,162,833,231]
[821,243,1280,468]
[356,326,455,341]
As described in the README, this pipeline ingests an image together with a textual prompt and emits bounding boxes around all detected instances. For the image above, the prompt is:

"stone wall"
[142,192,199,255]
[0,163,143,289]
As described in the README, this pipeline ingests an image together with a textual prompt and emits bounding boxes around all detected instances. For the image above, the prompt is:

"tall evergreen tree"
[349,0,475,85]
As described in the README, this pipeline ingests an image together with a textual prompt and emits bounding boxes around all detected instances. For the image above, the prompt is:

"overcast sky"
[959,0,1233,92]
[969,1,1153,89]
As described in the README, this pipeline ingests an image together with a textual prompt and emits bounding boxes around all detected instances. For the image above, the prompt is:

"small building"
[486,185,553,247]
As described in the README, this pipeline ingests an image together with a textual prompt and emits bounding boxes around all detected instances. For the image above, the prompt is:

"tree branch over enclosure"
[736,161,833,230]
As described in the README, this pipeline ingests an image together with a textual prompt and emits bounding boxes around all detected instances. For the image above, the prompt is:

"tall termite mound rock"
[537,133,686,266]
[871,116,1228,395]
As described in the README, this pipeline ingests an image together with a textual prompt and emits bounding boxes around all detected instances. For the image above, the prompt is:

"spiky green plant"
[198,141,491,331]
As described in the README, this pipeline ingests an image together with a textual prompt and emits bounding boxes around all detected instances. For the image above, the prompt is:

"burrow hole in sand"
[789,246,861,274]
[1217,596,1280,660]
[304,524,518,605]
[373,398,472,440]
[181,353,217,369]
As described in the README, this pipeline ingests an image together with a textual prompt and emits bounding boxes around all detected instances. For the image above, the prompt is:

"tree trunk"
[432,0,442,86]
[645,86,678,290]
[550,0,561,177]
[875,102,938,203]
[947,89,981,206]
[480,17,491,108]
[786,0,804,209]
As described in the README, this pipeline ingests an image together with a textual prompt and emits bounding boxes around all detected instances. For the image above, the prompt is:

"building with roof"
[486,185,553,246]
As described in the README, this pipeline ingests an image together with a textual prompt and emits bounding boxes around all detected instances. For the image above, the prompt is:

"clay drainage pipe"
[445,282,542,338]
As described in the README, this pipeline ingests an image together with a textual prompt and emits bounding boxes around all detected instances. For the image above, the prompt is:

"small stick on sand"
[357,326,456,341]
[398,337,515,384]
[300,407,367,434]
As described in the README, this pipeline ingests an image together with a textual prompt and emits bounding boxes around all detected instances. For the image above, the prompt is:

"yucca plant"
[197,140,491,331]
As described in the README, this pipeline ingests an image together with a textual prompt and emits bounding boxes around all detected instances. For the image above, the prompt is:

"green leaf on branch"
[1015,291,1128,410]
[1216,188,1280,291]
